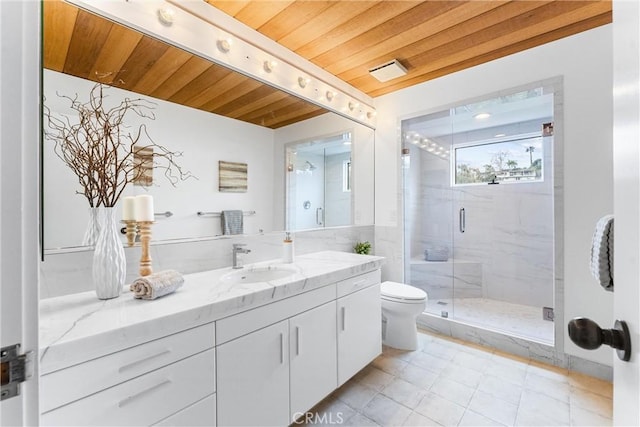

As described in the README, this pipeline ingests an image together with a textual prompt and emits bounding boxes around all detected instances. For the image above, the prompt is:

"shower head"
[305,160,317,171]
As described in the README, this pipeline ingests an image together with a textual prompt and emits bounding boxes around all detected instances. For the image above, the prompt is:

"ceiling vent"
[368,59,408,82]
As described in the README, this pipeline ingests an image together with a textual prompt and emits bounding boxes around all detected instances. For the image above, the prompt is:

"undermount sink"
[220,264,299,285]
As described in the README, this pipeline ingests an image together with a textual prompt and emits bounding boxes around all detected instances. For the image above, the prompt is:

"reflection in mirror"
[42,1,374,252]
[285,133,352,231]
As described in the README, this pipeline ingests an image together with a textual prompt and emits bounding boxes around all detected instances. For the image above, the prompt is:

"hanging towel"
[590,215,614,292]
[130,270,184,300]
[221,210,244,235]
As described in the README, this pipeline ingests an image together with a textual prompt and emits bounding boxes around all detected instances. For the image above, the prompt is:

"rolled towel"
[130,270,184,300]
[590,215,614,292]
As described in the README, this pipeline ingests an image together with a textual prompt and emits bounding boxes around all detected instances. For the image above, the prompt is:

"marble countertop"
[39,251,384,374]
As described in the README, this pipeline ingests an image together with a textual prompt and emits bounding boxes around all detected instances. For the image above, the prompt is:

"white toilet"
[381,281,428,351]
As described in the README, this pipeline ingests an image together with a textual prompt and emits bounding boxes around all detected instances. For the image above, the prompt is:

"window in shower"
[454,135,544,185]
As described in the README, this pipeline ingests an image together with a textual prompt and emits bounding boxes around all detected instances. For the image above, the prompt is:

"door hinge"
[1,344,33,401]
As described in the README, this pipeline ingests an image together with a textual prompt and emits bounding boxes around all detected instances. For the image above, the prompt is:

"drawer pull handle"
[118,349,172,373]
[296,326,300,356]
[280,333,285,364]
[352,279,367,286]
[117,379,172,408]
[342,307,346,331]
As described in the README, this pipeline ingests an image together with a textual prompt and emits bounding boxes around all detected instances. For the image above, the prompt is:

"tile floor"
[306,330,612,426]
[424,298,554,344]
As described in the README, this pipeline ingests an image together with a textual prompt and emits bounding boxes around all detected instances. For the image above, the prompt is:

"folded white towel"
[130,270,184,300]
[590,215,614,292]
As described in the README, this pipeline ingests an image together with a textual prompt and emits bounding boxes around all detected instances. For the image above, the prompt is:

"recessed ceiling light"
[474,112,491,120]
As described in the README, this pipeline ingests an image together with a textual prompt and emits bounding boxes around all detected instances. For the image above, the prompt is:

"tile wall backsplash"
[40,225,374,299]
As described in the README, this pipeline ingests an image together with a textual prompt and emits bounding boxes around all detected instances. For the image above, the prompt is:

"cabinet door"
[289,301,337,421]
[216,320,289,427]
[337,284,381,386]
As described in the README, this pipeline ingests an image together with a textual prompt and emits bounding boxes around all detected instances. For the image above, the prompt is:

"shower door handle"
[459,208,465,233]
[316,207,324,226]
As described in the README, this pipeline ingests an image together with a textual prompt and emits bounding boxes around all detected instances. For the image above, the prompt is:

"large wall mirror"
[42,0,374,251]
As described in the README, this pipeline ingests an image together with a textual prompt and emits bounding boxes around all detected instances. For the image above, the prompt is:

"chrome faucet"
[232,243,251,269]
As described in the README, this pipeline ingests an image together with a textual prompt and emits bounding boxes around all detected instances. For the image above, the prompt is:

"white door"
[0,0,41,425]
[289,300,337,421]
[613,0,640,424]
[216,320,290,427]
[337,284,381,386]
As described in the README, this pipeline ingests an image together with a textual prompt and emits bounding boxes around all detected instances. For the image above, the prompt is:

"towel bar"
[197,210,256,217]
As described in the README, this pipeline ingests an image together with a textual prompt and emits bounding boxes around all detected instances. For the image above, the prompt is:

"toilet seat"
[381,281,426,302]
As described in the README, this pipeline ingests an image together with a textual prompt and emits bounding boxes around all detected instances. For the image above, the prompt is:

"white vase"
[81,207,101,247]
[92,207,126,299]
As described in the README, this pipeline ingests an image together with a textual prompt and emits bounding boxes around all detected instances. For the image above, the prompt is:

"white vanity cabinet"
[289,300,338,420]
[39,252,384,427]
[215,269,381,426]
[216,320,290,427]
[336,270,382,386]
[216,285,337,426]
[40,323,216,426]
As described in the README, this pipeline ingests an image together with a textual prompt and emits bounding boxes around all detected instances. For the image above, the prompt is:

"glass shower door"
[402,112,455,319]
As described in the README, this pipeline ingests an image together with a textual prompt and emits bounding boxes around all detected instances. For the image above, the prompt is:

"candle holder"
[137,221,154,276]
[121,220,138,247]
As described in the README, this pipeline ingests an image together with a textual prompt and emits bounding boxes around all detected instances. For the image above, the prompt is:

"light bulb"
[157,8,174,26]
[263,60,276,73]
[217,38,232,53]
[298,77,309,88]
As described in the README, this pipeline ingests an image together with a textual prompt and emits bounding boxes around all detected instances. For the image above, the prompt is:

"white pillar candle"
[135,195,154,222]
[122,196,137,221]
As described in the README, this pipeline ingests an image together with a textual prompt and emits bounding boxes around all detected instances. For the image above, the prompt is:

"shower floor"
[425,297,554,344]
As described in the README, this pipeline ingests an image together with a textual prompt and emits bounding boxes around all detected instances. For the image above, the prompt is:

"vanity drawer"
[154,393,216,426]
[41,323,215,413]
[336,269,381,298]
[216,284,336,345]
[41,348,216,426]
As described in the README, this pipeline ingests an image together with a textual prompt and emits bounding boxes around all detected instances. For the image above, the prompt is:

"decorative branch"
[44,83,194,207]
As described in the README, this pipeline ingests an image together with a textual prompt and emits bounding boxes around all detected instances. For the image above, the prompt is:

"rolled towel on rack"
[130,270,184,300]
[590,215,614,292]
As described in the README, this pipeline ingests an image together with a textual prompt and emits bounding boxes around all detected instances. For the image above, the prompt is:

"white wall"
[375,25,614,365]
[44,70,274,248]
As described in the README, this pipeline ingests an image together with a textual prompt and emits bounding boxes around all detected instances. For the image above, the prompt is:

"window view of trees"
[455,137,543,184]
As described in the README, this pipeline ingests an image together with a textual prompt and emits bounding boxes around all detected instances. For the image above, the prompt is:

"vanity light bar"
[65,0,376,128]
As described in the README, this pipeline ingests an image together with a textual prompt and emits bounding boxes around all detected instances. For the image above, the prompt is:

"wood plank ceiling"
[44,0,611,129]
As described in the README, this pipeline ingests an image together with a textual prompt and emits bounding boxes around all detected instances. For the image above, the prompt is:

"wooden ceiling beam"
[325,1,546,78]
[311,1,467,69]
[276,1,379,52]
[367,12,612,98]
[63,10,112,79]
[150,55,212,100]
[294,1,420,60]
[43,0,78,72]
[257,1,335,42]
[90,24,143,85]
[347,0,611,94]
[131,48,192,95]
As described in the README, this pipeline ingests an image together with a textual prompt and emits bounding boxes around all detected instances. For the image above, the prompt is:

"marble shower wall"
[40,225,374,299]
[408,137,554,308]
